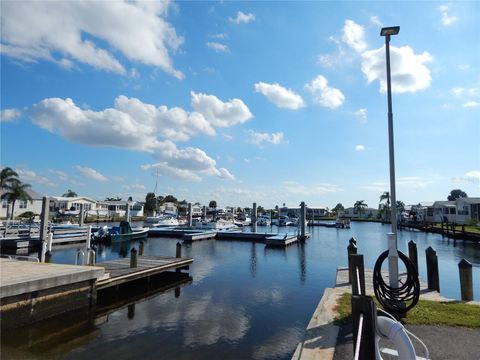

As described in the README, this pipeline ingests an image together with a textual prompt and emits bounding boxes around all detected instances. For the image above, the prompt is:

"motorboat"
[257,215,271,226]
[94,221,149,242]
[146,214,179,227]
[278,216,293,226]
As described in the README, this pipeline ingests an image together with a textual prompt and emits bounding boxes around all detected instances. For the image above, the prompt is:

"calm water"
[3,222,480,359]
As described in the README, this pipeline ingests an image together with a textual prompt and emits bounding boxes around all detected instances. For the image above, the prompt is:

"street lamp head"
[380,26,400,36]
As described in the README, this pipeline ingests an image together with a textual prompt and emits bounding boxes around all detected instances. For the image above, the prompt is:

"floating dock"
[97,255,193,290]
[149,227,309,247]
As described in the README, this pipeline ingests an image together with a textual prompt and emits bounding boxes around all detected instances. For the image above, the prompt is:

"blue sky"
[1,1,479,209]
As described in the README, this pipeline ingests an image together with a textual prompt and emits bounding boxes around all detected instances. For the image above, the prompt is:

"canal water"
[2,222,480,359]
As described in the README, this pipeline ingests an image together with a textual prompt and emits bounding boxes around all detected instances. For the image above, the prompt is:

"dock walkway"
[97,255,193,290]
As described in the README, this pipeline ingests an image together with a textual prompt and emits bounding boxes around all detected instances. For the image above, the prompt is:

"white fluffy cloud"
[245,130,286,146]
[354,108,368,123]
[229,11,255,24]
[16,168,55,187]
[463,101,480,108]
[1,1,184,79]
[305,75,345,109]
[206,42,230,53]
[29,94,242,181]
[74,165,108,182]
[355,145,365,151]
[191,91,253,127]
[361,45,433,93]
[342,19,367,53]
[438,5,458,26]
[254,82,305,110]
[283,181,342,196]
[453,171,480,184]
[0,108,21,122]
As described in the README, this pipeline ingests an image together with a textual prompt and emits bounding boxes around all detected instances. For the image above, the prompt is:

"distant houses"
[0,188,43,219]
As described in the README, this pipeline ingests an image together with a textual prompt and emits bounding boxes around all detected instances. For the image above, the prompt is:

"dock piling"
[347,240,358,284]
[130,248,138,268]
[176,242,182,258]
[139,240,144,255]
[458,259,473,301]
[79,203,85,226]
[252,202,257,233]
[299,201,306,240]
[408,240,418,273]
[426,246,440,292]
[188,203,193,227]
[350,254,365,296]
[45,251,52,263]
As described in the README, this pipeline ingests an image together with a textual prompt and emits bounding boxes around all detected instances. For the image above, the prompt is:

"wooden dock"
[97,255,193,290]
[265,233,299,247]
[182,231,217,241]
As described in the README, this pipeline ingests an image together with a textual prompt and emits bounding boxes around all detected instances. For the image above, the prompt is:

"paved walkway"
[292,267,479,360]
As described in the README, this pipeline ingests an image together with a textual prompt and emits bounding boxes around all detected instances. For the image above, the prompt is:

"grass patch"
[334,293,480,328]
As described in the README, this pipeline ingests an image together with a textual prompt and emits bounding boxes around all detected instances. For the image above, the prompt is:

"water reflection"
[250,242,257,277]
[298,242,307,284]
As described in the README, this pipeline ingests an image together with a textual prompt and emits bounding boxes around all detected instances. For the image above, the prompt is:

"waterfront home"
[432,201,457,223]
[49,196,97,215]
[342,207,379,219]
[0,188,43,219]
[453,197,480,224]
[158,202,177,215]
[409,202,434,222]
[100,200,144,217]
[191,203,203,217]
[279,205,329,219]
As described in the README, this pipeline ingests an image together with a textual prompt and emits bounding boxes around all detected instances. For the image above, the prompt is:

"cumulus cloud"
[361,45,433,93]
[354,108,368,123]
[74,165,108,181]
[16,168,55,187]
[245,130,286,147]
[0,108,21,122]
[229,11,255,24]
[0,1,184,79]
[305,75,345,108]
[122,183,146,190]
[438,5,458,26]
[29,95,238,181]
[283,181,342,196]
[370,16,382,27]
[453,171,480,184]
[254,82,305,110]
[191,91,253,127]
[463,101,480,108]
[355,145,365,151]
[206,42,230,53]
[342,19,367,53]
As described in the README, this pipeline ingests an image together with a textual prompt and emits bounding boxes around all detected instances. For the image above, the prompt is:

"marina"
[1,222,479,359]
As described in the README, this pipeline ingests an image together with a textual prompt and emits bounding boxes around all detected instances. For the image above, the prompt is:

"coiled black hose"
[373,250,420,315]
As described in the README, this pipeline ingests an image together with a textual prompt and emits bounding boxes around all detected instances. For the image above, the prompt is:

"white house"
[0,188,43,219]
[342,207,379,219]
[100,200,144,217]
[49,196,97,215]
[431,201,456,223]
[454,197,480,224]
[279,205,329,218]
[159,202,177,215]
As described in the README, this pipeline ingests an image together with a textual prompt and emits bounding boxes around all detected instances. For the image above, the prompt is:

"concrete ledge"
[292,287,344,360]
[0,259,104,298]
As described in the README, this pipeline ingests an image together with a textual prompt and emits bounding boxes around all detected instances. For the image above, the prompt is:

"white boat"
[278,215,293,226]
[197,217,236,230]
[257,215,271,226]
[145,214,179,227]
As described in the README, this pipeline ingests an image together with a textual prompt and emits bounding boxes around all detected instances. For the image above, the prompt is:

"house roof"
[458,197,480,204]
[433,201,456,207]
[50,196,97,203]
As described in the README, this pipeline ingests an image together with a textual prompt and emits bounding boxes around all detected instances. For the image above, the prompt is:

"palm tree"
[379,191,391,222]
[354,200,367,218]
[63,189,78,197]
[0,167,20,188]
[1,181,33,220]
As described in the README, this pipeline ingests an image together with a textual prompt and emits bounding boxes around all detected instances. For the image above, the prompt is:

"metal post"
[47,232,53,252]
[188,202,193,227]
[39,197,49,244]
[40,241,47,262]
[252,202,257,233]
[458,259,473,301]
[384,32,398,288]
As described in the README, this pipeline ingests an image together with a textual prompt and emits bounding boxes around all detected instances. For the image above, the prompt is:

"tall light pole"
[381,26,400,288]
